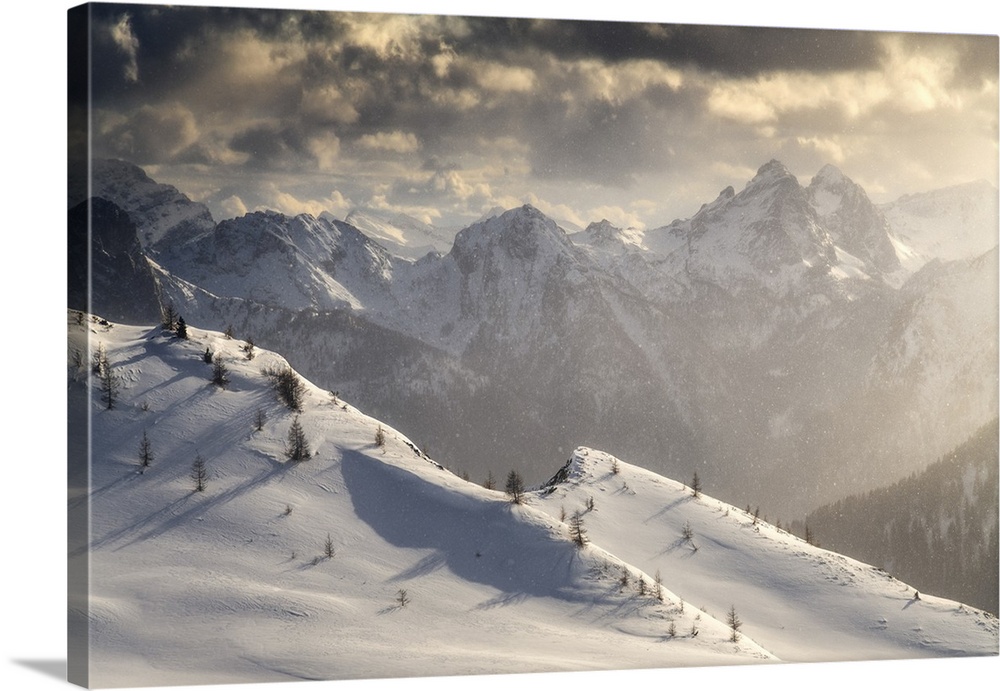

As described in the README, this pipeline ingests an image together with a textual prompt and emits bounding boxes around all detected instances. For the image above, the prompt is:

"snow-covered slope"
[69,312,770,687]
[535,449,998,662]
[881,180,999,269]
[339,208,456,260]
[68,312,998,687]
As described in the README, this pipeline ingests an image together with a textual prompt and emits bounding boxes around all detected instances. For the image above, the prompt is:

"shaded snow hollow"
[68,312,998,687]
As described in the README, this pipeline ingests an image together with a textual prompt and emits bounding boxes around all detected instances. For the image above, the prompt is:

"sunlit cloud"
[474,63,537,93]
[106,103,200,162]
[571,59,683,104]
[368,193,443,226]
[111,13,139,82]
[358,131,421,153]
[301,85,360,124]
[82,4,998,230]
[308,133,341,171]
[796,136,846,163]
[258,185,354,219]
[220,194,248,219]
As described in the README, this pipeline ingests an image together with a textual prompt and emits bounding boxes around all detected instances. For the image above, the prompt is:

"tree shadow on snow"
[643,495,689,524]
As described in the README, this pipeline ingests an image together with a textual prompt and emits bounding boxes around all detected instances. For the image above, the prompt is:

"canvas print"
[67,2,999,688]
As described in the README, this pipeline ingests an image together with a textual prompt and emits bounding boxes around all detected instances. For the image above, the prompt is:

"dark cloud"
[452,18,885,75]
[229,124,313,171]
[79,3,997,228]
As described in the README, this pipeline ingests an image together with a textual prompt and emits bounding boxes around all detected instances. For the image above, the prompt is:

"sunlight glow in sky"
[73,1,998,231]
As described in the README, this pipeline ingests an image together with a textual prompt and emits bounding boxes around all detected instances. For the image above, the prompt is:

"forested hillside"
[806,420,999,614]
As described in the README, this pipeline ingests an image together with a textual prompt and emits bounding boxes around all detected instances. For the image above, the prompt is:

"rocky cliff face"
[68,197,162,325]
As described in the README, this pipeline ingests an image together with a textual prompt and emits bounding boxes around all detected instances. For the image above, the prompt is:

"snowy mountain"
[339,208,456,260]
[177,210,397,312]
[881,179,999,268]
[68,311,999,687]
[73,159,217,252]
[80,159,998,524]
[643,160,839,292]
[806,164,901,277]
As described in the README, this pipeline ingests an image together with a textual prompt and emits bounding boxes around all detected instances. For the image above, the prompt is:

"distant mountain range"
[68,158,999,521]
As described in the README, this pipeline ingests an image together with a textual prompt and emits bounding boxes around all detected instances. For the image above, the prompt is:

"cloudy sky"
[73,0,998,231]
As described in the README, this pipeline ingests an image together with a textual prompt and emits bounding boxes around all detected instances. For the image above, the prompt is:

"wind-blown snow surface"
[68,313,997,687]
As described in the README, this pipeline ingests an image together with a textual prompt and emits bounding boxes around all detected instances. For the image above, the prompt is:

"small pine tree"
[619,564,630,590]
[324,533,335,559]
[138,430,153,469]
[242,337,255,360]
[585,495,595,512]
[285,416,310,461]
[224,324,234,339]
[667,621,677,638]
[691,471,701,498]
[483,471,496,490]
[396,589,409,607]
[211,355,230,388]
[654,569,663,600]
[92,342,108,375]
[804,523,815,546]
[176,316,188,339]
[191,454,208,492]
[161,303,178,331]
[254,408,267,432]
[611,458,620,475]
[374,425,386,447]
[99,358,119,410]
[264,365,305,410]
[681,521,694,542]
[727,604,742,642]
[753,506,760,526]
[638,578,646,596]
[504,469,525,504]
[569,511,588,548]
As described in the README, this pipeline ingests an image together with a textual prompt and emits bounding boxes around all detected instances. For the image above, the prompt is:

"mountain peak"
[806,165,901,274]
[87,158,216,252]
[584,218,619,235]
[743,159,799,196]
[452,204,567,256]
[756,158,793,178]
[581,219,645,249]
[813,163,848,186]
